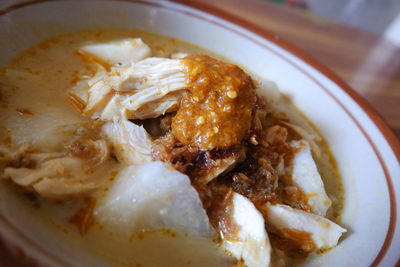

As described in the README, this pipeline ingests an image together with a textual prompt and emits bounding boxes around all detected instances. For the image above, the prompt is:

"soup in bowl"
[0,1,399,266]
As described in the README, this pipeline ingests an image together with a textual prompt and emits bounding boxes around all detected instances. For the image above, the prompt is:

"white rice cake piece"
[79,38,151,66]
[255,78,281,103]
[265,203,346,249]
[95,161,215,238]
[289,140,332,216]
[223,193,271,267]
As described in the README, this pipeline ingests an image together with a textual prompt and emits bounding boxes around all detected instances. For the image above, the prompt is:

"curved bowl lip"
[0,0,399,266]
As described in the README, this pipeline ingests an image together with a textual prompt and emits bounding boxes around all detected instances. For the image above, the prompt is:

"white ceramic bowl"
[0,0,399,266]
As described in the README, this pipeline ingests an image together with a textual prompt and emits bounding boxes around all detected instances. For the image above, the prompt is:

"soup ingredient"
[152,134,246,185]
[121,57,188,113]
[3,139,110,199]
[73,49,257,151]
[102,119,152,165]
[264,203,346,252]
[282,140,332,216]
[221,192,271,267]
[281,121,322,159]
[256,79,281,103]
[79,38,151,66]
[219,123,290,206]
[129,91,185,120]
[69,197,97,235]
[69,57,187,119]
[95,161,215,237]
[172,55,257,150]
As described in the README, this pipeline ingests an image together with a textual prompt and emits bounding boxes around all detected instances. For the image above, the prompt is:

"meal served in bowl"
[0,29,346,266]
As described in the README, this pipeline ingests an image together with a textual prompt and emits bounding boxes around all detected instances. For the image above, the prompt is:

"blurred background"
[266,0,400,45]
[230,0,400,137]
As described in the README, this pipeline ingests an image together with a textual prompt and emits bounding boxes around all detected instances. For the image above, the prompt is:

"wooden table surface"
[178,0,400,137]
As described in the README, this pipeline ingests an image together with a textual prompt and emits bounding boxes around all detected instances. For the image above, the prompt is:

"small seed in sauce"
[227,90,237,99]
[223,105,231,112]
[196,116,205,125]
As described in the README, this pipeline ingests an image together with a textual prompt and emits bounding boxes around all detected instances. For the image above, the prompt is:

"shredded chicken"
[102,119,152,165]
[121,57,188,112]
[69,57,188,120]
[132,91,186,120]
[3,139,110,199]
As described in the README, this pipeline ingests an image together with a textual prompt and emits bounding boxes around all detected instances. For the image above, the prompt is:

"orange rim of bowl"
[0,0,399,266]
